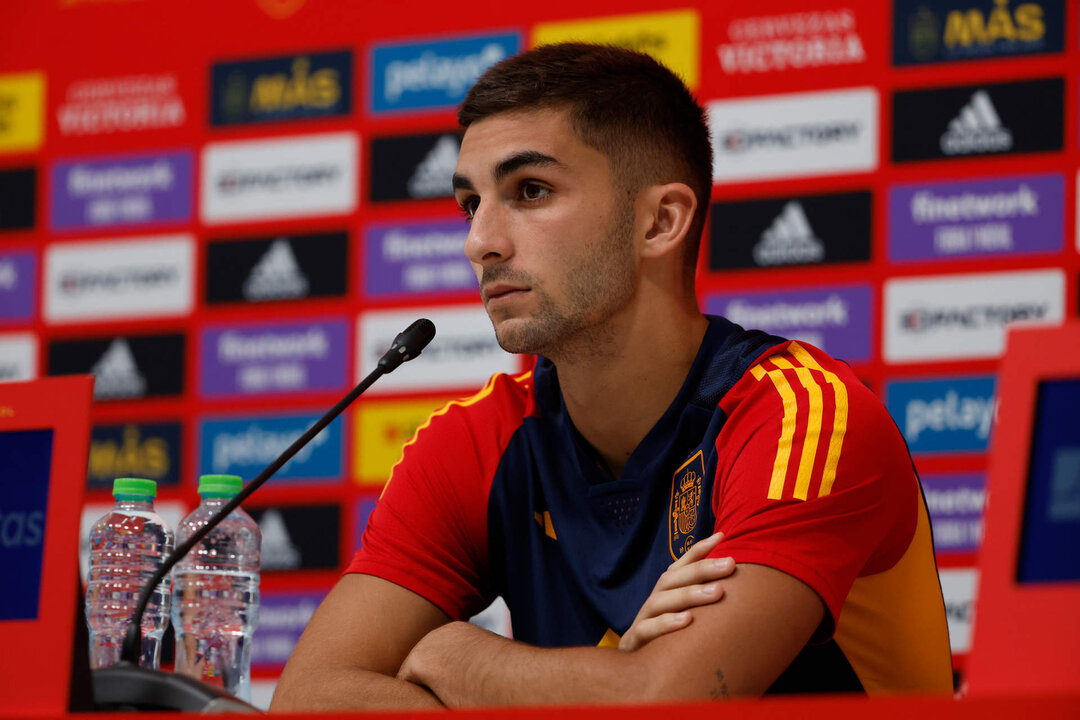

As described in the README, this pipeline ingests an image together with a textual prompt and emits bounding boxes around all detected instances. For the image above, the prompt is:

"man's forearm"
[399,621,656,707]
[271,666,444,711]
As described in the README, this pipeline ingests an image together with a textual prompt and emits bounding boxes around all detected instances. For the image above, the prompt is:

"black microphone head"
[378,318,436,372]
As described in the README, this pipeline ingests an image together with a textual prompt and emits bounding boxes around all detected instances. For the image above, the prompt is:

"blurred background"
[0,0,1074,707]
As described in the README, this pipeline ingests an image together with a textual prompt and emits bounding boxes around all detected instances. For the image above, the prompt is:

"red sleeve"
[711,341,918,636]
[345,372,531,620]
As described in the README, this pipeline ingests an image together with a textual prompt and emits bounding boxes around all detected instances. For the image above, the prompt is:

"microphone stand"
[92,319,436,711]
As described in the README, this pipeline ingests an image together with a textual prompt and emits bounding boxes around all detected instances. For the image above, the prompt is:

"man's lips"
[483,283,529,302]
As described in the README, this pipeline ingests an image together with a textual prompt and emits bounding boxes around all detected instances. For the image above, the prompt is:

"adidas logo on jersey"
[91,338,147,399]
[939,90,1013,156]
[753,202,825,265]
[407,135,459,199]
[258,509,302,571]
[242,238,309,301]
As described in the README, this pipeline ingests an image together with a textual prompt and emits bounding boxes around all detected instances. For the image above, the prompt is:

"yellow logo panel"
[532,9,700,90]
[0,72,45,154]
[353,396,452,486]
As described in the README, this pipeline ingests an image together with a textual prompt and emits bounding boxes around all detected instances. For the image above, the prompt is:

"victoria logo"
[940,90,1012,155]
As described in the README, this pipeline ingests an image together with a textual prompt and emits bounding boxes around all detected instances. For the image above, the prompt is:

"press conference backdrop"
[1,0,1076,700]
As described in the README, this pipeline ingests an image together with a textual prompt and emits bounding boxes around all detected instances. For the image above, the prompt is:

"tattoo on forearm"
[708,669,729,700]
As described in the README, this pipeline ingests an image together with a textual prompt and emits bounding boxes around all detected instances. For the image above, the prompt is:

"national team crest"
[669,449,705,560]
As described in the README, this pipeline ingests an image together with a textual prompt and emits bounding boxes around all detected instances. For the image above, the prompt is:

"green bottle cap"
[112,477,157,498]
[198,474,243,498]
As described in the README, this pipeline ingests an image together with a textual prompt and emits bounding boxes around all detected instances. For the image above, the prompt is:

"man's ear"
[639,182,698,259]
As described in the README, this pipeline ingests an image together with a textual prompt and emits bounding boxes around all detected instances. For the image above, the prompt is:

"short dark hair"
[459,43,713,274]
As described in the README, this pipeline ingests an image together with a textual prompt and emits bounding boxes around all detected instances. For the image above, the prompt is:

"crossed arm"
[270,534,825,710]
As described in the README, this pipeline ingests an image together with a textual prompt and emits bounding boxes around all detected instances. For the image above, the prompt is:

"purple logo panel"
[200,318,347,397]
[364,218,474,298]
[353,495,379,551]
[706,284,872,363]
[922,473,985,554]
[51,150,193,231]
[251,590,326,671]
[0,250,35,322]
[889,174,1063,263]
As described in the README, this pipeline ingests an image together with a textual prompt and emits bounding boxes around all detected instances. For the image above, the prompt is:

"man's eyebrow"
[493,151,563,184]
[452,173,475,193]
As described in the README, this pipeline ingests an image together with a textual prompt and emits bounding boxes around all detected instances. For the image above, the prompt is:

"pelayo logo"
[371,32,519,114]
[364,218,473,298]
[885,375,996,454]
[706,284,872,363]
[889,173,1063,262]
[199,412,342,482]
[211,50,352,126]
[894,0,1063,66]
[200,318,347,397]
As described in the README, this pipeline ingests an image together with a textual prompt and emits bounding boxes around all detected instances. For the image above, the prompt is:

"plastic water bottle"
[171,474,261,701]
[85,477,173,670]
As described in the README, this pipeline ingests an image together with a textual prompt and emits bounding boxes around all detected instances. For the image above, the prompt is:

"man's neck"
[550,303,709,480]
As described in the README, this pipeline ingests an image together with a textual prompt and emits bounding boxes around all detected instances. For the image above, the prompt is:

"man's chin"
[491,317,549,356]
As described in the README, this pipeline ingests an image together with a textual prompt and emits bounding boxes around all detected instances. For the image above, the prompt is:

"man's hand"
[619,532,734,651]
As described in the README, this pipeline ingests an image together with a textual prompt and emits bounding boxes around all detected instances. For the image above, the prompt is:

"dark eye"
[459,196,479,221]
[520,183,550,202]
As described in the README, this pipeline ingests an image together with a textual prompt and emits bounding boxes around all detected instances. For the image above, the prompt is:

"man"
[271,44,952,710]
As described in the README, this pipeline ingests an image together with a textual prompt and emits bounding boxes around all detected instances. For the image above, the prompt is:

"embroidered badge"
[669,449,704,560]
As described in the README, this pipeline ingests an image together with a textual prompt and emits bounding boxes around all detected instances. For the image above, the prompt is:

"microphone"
[92,319,436,711]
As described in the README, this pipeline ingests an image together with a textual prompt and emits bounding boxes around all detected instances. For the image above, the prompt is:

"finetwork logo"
[365,218,474,298]
[251,591,324,670]
[922,473,985,553]
[56,74,186,136]
[0,250,35,323]
[753,202,824,265]
[884,269,1065,362]
[709,88,877,182]
[940,90,1012,155]
[371,33,519,113]
[243,239,309,301]
[717,8,866,74]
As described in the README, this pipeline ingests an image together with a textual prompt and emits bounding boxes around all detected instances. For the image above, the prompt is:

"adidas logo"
[753,202,825,265]
[940,90,1013,156]
[407,135,459,199]
[258,509,302,571]
[242,238,309,301]
[91,338,147,399]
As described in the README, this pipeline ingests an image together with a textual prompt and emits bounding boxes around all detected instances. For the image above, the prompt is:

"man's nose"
[464,202,513,266]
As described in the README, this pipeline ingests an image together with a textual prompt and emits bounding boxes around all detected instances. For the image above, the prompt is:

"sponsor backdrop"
[3,0,1078,695]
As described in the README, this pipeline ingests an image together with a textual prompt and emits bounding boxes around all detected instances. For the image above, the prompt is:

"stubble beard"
[484,201,637,361]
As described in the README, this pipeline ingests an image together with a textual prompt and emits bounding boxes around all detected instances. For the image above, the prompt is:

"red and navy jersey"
[348,316,953,695]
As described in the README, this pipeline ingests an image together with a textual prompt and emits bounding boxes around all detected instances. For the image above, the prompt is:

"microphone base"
[92,662,259,712]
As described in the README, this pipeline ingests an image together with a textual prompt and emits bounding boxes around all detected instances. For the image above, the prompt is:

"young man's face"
[452,107,638,357]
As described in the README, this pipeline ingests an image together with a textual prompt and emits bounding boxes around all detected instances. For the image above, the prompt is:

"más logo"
[44,235,194,323]
[357,306,518,394]
[47,332,185,400]
[371,32,519,114]
[369,131,461,202]
[889,173,1063,262]
[88,421,182,489]
[364,218,473,298]
[717,7,867,75]
[709,87,877,183]
[50,150,192,231]
[199,412,342,482]
[200,318,347,397]
[884,269,1064,362]
[0,168,36,231]
[0,250,35,323]
[706,284,872,363]
[248,504,340,572]
[885,375,996,453]
[354,396,454,484]
[251,591,324,670]
[0,332,36,382]
[211,50,351,126]
[0,71,44,154]
[895,0,1063,66]
[205,231,348,304]
[921,473,985,553]
[892,77,1063,162]
[534,9,699,88]
[201,132,357,223]
[56,74,186,136]
[710,191,871,270]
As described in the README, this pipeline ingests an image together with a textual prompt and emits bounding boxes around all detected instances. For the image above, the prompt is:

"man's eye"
[459,197,479,221]
[521,183,549,201]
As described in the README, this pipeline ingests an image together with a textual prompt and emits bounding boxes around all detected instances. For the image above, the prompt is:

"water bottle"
[85,477,173,670]
[171,474,261,701]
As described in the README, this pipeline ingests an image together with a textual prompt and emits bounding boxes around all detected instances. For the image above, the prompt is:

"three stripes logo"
[753,201,825,266]
[940,90,1012,156]
[749,342,849,502]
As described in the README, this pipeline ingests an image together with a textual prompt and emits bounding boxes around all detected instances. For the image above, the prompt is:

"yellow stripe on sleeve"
[751,362,798,500]
[788,343,848,497]
[770,356,823,501]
